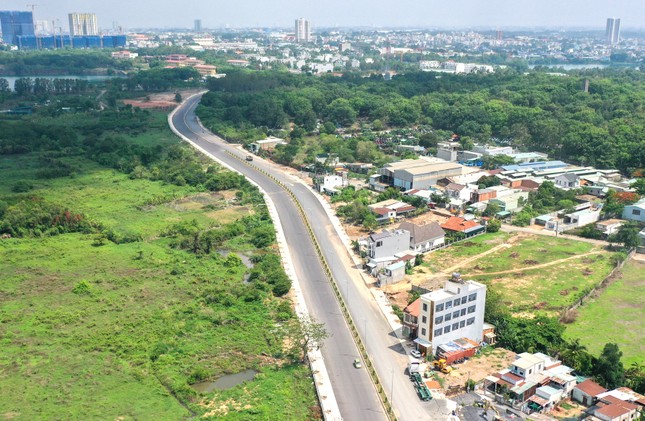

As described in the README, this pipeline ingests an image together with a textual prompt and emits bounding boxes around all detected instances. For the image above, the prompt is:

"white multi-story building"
[416,275,486,354]
[68,13,99,36]
[295,18,311,43]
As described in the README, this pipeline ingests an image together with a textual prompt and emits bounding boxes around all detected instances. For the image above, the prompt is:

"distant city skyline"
[1,0,643,30]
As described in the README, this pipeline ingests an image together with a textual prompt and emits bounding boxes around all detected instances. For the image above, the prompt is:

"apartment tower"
[69,13,99,36]
[295,18,310,43]
[0,11,35,45]
[605,17,621,46]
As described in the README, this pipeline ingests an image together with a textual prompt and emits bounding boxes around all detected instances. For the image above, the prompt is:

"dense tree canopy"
[198,68,645,173]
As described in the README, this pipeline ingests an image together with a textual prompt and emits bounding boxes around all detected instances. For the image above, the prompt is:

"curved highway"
[172,94,446,421]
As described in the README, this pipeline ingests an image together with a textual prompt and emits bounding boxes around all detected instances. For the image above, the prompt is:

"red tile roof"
[404,298,421,317]
[575,379,607,397]
[441,216,480,232]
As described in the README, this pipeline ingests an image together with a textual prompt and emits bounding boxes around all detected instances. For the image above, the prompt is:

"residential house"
[345,162,373,174]
[402,298,421,339]
[485,352,575,413]
[372,207,397,224]
[378,261,406,286]
[368,200,417,222]
[398,221,446,253]
[562,208,601,228]
[589,395,641,421]
[554,173,581,189]
[249,136,287,153]
[471,188,497,203]
[441,216,486,237]
[367,229,411,260]
[595,219,624,237]
[622,199,645,223]
[489,189,529,212]
[314,174,347,194]
[572,379,607,406]
[415,274,486,355]
[445,183,474,202]
[639,229,645,254]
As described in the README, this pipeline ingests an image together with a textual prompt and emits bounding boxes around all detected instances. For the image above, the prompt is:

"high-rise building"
[606,17,621,46]
[295,18,310,43]
[0,11,35,45]
[69,13,99,36]
[194,19,202,32]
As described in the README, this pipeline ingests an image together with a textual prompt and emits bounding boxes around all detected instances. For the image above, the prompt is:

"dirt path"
[461,250,605,277]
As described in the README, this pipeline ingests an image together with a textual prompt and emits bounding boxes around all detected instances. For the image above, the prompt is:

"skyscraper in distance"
[69,13,99,36]
[295,18,310,43]
[194,19,202,32]
[606,17,620,46]
[0,11,35,45]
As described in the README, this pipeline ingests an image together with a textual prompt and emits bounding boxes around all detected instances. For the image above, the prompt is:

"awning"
[528,395,549,407]
[414,338,432,347]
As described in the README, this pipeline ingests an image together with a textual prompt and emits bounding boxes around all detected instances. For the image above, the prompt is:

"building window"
[468,293,477,302]
[444,325,451,333]
[460,320,465,328]
[445,301,453,310]
[634,209,641,216]
[422,316,427,324]
[461,297,467,305]
[434,328,442,337]
[467,317,475,326]
[421,328,426,336]
[453,299,460,307]
[467,305,476,314]
[435,303,444,312]
[460,308,466,317]
[435,316,443,324]
[453,311,459,318]
[376,241,383,247]
[452,323,459,330]
[423,303,428,312]
[445,313,452,322]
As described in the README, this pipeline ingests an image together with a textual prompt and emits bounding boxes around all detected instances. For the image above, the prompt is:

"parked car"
[353,358,362,369]
[410,349,422,359]
[245,155,254,162]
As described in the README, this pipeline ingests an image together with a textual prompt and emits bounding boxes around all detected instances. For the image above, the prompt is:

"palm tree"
[561,339,588,371]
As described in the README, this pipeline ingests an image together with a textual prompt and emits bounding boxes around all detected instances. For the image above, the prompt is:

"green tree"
[174,92,182,103]
[610,223,641,250]
[561,339,595,375]
[625,362,645,394]
[594,343,625,390]
[282,316,330,363]
[630,178,645,195]
[487,219,501,233]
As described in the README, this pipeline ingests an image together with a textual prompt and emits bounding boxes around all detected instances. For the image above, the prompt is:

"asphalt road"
[172,95,386,421]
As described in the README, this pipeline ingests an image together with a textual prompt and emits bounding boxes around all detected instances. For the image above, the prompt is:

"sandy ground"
[123,89,203,109]
[441,348,517,392]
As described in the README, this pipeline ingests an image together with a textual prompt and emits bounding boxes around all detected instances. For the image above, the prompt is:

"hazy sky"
[3,0,643,30]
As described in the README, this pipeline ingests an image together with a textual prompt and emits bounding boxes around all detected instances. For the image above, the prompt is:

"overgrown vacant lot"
[565,260,645,366]
[0,112,317,420]
[418,232,616,314]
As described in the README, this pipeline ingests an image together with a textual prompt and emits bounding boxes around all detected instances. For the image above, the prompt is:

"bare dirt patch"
[441,347,516,391]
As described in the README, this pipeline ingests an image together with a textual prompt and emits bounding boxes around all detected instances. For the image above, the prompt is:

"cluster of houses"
[484,353,645,420]
[361,214,485,285]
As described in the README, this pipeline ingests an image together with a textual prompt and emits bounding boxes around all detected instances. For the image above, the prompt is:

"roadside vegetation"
[0,105,319,419]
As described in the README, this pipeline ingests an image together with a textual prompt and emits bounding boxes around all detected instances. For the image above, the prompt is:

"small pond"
[190,369,259,393]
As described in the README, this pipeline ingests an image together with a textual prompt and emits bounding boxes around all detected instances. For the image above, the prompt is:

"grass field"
[0,112,318,420]
[565,260,645,366]
[419,232,616,314]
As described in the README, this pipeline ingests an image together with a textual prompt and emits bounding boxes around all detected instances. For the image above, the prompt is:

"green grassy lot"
[565,260,645,366]
[419,232,616,314]
[0,112,317,420]
[419,232,511,273]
